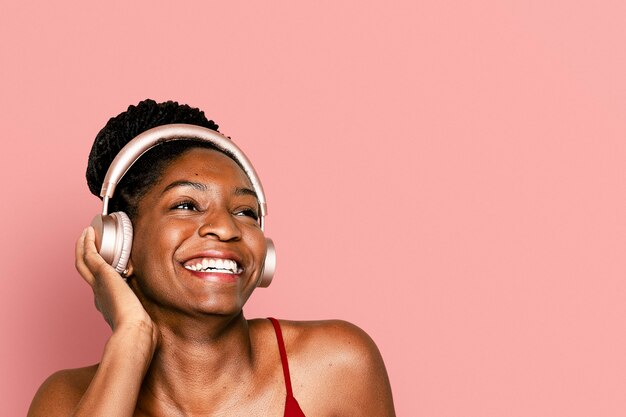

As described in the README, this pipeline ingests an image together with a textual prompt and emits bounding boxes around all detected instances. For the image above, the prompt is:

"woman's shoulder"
[284,319,386,377]
[278,318,379,356]
[250,317,380,360]
[28,364,98,416]
[250,318,395,416]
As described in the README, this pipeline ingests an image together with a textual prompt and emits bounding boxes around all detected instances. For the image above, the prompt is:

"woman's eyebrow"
[161,180,207,195]
[160,181,257,200]
[234,187,258,200]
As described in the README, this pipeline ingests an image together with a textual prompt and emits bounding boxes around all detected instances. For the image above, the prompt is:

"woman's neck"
[136,311,258,416]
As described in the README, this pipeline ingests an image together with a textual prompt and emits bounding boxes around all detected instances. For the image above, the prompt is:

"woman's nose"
[198,211,242,241]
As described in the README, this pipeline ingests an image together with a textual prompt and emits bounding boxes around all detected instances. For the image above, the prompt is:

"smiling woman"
[27,99,396,417]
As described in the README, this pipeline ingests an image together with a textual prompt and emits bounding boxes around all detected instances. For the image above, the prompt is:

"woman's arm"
[28,323,154,417]
[28,228,158,417]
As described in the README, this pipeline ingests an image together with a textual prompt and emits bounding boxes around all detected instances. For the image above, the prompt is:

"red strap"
[268,317,294,396]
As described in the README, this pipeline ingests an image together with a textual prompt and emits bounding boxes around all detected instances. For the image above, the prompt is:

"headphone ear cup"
[257,238,276,288]
[90,211,133,274]
[111,212,133,273]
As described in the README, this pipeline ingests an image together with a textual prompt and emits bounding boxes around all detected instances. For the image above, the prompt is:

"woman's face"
[127,147,266,318]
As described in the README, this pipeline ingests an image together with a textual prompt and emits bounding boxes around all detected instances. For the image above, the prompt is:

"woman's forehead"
[159,147,253,188]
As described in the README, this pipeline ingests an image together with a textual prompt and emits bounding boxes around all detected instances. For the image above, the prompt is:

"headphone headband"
[99,123,268,230]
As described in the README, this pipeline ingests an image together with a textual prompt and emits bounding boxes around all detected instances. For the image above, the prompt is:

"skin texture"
[28,148,396,417]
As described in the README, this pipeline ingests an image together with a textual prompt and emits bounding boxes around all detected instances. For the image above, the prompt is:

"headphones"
[90,123,276,288]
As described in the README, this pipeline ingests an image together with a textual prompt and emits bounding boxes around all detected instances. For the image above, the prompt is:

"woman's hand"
[75,227,157,347]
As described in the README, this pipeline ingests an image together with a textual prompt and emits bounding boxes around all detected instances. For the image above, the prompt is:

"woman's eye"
[173,201,197,211]
[235,208,259,220]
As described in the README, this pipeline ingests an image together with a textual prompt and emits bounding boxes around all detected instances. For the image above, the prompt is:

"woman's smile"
[183,258,241,274]
[180,250,246,284]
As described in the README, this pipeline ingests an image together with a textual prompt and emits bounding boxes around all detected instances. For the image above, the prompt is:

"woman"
[28,99,395,416]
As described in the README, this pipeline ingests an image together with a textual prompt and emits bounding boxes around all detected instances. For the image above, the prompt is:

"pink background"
[2,1,626,416]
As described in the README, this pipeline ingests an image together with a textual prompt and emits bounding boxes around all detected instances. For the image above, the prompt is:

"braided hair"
[86,99,220,220]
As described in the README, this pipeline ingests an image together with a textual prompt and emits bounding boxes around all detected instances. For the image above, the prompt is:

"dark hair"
[86,99,220,220]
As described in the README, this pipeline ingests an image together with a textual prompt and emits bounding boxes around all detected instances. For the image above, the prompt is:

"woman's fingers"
[76,226,120,286]
[75,227,95,286]
[82,227,114,278]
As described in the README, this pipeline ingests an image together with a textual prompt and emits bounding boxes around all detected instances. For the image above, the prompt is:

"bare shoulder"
[265,319,396,416]
[28,365,98,417]
[281,319,382,363]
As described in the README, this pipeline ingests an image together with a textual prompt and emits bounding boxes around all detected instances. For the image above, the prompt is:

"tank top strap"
[268,317,294,396]
[268,318,307,417]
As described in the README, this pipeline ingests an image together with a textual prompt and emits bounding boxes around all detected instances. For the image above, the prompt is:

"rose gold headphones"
[90,123,276,287]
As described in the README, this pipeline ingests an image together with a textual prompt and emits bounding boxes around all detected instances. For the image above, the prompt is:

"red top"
[268,317,307,417]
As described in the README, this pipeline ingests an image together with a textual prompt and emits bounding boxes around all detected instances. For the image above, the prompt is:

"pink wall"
[2,1,626,416]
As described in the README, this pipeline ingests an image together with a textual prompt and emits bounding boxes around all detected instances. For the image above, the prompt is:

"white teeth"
[184,258,240,274]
